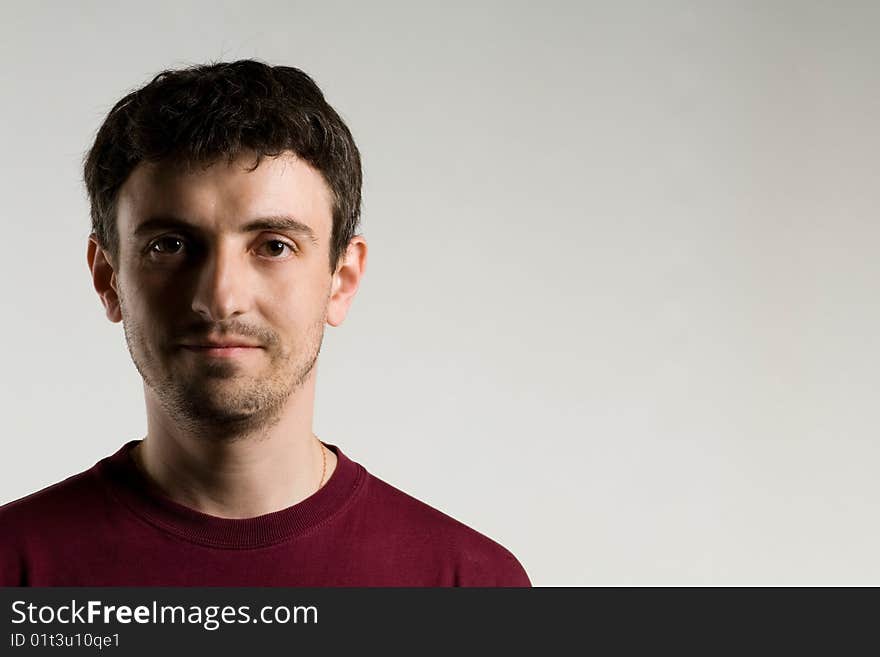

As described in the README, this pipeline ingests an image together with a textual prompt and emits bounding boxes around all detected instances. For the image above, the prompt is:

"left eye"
[259,240,297,257]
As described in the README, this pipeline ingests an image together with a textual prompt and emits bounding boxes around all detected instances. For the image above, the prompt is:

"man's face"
[104,151,337,433]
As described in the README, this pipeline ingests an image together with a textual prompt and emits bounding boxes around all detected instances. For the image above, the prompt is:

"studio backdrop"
[1,0,878,585]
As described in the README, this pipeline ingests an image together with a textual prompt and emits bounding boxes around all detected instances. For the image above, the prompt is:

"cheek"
[264,278,327,324]
[262,304,323,354]
[118,286,176,350]
[127,270,192,315]
[122,293,165,332]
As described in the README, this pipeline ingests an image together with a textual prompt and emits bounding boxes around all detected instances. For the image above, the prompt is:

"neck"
[135,379,337,519]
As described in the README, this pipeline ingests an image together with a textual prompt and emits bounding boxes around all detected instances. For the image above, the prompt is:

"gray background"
[1,0,878,585]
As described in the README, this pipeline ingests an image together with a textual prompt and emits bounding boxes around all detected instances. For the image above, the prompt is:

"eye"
[144,236,297,260]
[147,236,185,256]
[258,239,298,258]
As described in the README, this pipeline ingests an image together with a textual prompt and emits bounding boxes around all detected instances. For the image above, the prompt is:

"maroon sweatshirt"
[0,441,530,587]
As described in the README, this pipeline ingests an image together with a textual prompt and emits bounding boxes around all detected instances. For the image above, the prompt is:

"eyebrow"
[132,215,319,244]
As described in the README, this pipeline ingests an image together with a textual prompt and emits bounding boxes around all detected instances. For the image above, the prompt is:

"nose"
[190,241,252,321]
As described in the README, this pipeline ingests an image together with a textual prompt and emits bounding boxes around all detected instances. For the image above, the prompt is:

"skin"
[86,150,367,519]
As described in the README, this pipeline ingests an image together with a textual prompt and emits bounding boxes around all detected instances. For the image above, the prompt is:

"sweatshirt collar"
[96,439,365,549]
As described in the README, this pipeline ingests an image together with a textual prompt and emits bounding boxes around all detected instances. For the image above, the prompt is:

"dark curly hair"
[83,59,362,274]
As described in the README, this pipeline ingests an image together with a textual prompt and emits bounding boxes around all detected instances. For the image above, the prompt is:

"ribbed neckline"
[94,439,365,549]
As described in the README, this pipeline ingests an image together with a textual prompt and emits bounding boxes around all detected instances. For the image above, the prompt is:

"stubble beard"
[118,291,326,442]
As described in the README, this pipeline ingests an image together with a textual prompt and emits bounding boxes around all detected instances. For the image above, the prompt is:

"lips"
[183,345,258,349]
[185,343,259,348]
[180,345,261,359]
[180,337,262,348]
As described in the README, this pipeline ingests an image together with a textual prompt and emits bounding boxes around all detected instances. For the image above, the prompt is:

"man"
[0,60,530,586]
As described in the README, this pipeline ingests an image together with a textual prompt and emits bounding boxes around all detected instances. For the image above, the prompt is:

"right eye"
[148,236,185,256]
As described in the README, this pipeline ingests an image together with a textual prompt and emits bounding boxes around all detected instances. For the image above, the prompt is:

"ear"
[326,235,368,327]
[87,234,123,323]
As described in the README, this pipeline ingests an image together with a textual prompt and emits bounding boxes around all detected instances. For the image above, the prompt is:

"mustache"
[175,324,273,347]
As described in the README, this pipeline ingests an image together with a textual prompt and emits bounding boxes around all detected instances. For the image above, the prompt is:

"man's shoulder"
[0,466,110,585]
[0,468,103,533]
[351,468,531,586]
[361,472,498,541]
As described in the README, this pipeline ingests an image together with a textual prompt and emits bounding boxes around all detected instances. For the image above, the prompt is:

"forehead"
[116,151,333,240]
